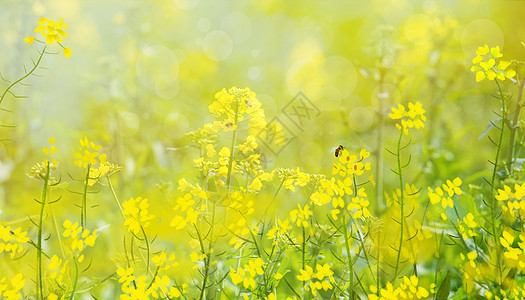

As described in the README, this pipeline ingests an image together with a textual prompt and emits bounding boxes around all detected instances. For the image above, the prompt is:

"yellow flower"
[42,136,58,155]
[471,44,515,82]
[209,87,266,135]
[63,47,72,58]
[24,36,34,45]
[389,102,426,135]
[123,197,155,234]
[289,204,313,228]
[74,137,106,168]
[27,17,72,57]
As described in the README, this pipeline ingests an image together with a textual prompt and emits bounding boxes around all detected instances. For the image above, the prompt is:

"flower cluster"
[0,226,30,259]
[152,252,179,271]
[74,138,107,168]
[428,177,463,221]
[63,219,98,254]
[122,197,155,235]
[170,178,211,231]
[266,218,293,246]
[27,137,60,181]
[275,168,311,192]
[24,17,72,57]
[116,267,187,299]
[388,102,426,135]
[0,274,25,300]
[208,87,266,135]
[496,183,525,201]
[310,148,372,220]
[368,276,430,300]
[289,204,313,228]
[332,148,371,177]
[47,255,68,282]
[229,257,265,290]
[458,212,478,240]
[471,45,516,82]
[296,263,335,297]
[499,226,525,272]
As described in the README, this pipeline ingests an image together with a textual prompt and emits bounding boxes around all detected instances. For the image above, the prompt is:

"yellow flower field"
[1,1,525,299]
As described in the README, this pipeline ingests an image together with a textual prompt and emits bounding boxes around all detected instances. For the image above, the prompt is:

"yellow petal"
[476,44,489,56]
[63,47,72,58]
[479,58,495,71]
[472,55,483,64]
[59,17,69,29]
[506,69,516,79]
[57,29,68,38]
[38,17,48,25]
[486,70,497,80]
[498,60,511,70]
[24,36,34,46]
[490,46,503,58]
[475,71,486,82]
[48,136,55,144]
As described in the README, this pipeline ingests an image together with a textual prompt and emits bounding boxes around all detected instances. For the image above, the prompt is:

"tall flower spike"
[471,44,515,82]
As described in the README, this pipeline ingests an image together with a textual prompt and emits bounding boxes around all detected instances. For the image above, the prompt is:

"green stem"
[37,162,50,300]
[376,70,385,211]
[107,176,125,218]
[376,229,381,296]
[491,80,506,283]
[225,102,239,196]
[341,213,354,299]
[81,164,91,228]
[68,256,79,300]
[140,225,150,272]
[0,46,47,106]
[302,226,306,298]
[505,79,525,176]
[393,129,404,281]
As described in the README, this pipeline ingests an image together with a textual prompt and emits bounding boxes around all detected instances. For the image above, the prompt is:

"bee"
[330,145,344,157]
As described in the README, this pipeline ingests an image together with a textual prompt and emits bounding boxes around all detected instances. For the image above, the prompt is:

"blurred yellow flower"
[74,137,106,168]
[471,44,515,82]
[122,197,155,234]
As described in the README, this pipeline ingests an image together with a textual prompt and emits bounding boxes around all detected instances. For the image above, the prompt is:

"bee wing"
[329,146,338,154]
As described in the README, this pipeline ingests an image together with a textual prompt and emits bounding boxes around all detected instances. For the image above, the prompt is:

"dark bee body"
[334,145,344,157]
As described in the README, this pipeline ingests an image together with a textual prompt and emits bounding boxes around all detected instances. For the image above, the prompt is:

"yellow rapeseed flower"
[471,44,515,82]
[25,17,72,57]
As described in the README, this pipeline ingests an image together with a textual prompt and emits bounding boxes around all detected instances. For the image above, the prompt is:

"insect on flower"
[330,145,344,157]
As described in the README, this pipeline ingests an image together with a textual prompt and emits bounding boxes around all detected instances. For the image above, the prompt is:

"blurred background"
[1,0,525,295]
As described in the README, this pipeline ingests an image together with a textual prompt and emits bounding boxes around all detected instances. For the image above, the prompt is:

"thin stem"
[0,46,47,106]
[491,80,506,283]
[37,162,50,300]
[68,256,79,300]
[393,129,404,281]
[341,213,354,299]
[302,226,306,298]
[140,225,150,272]
[505,79,525,175]
[376,229,381,296]
[107,176,125,218]
[376,70,385,211]
[81,164,91,228]
[226,102,240,195]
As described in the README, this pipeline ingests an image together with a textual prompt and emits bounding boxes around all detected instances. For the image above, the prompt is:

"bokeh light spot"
[202,30,233,61]
[404,14,435,45]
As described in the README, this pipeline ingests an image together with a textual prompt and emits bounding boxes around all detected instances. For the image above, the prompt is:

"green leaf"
[435,272,451,300]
